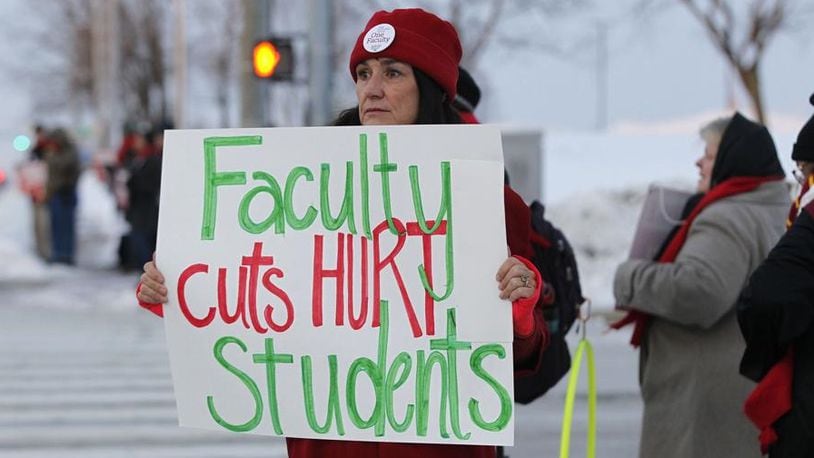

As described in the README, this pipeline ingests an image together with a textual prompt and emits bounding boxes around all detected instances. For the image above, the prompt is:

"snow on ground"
[0,168,136,312]
[549,186,648,310]
[0,169,126,271]
[543,131,700,310]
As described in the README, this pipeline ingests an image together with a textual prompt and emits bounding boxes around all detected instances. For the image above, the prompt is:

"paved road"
[0,268,641,457]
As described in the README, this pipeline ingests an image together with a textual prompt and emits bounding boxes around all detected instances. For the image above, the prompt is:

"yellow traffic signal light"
[253,40,280,78]
[252,37,295,81]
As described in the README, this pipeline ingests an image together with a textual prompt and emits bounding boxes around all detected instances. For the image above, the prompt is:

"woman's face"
[696,139,719,193]
[355,58,419,126]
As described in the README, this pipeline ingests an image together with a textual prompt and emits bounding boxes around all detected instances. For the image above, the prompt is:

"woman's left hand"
[495,256,537,301]
[497,256,542,337]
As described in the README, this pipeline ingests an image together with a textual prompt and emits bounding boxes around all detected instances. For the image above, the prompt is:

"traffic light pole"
[90,0,121,149]
[173,0,188,129]
[241,0,272,127]
[307,0,334,126]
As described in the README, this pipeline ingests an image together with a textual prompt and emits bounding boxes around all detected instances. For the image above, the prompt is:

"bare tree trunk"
[738,65,765,124]
[677,0,788,125]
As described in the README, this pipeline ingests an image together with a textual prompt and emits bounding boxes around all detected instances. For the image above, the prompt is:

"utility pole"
[240,0,272,127]
[307,0,334,126]
[595,20,608,131]
[173,0,187,128]
[91,0,121,149]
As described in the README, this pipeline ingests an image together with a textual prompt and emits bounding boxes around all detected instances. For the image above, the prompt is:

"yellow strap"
[559,338,597,458]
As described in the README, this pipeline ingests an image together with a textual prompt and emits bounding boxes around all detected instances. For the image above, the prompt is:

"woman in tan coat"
[613,113,789,458]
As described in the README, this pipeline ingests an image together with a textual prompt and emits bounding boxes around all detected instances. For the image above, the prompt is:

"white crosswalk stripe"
[1,278,288,458]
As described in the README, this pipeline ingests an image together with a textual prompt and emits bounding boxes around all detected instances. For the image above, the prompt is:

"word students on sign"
[155,125,515,446]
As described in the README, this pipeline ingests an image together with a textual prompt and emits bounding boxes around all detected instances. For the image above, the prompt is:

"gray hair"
[699,116,732,145]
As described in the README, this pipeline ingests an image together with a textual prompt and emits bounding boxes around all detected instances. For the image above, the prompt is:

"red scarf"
[745,350,794,453]
[611,176,783,346]
[744,179,813,453]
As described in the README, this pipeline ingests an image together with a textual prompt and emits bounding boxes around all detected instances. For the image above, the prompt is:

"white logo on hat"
[363,23,395,53]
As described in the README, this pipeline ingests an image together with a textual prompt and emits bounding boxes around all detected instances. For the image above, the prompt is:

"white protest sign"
[628,184,692,260]
[156,125,514,446]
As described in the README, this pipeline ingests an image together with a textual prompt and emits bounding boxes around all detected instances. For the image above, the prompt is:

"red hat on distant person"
[349,8,462,100]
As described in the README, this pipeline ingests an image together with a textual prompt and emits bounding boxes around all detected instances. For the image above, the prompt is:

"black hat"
[791,93,814,162]
[711,112,784,187]
[454,67,481,112]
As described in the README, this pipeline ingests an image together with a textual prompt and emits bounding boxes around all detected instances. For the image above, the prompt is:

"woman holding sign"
[611,113,789,458]
[138,8,547,458]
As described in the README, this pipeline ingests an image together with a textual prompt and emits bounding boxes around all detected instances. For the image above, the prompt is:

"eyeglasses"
[793,168,806,185]
[794,162,814,185]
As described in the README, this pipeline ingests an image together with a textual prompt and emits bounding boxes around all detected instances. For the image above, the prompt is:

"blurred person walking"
[737,93,814,457]
[114,128,151,269]
[44,128,81,265]
[17,125,51,260]
[453,67,481,124]
[611,113,789,458]
[124,126,165,270]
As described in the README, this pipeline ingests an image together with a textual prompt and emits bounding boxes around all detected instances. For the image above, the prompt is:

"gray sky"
[473,2,814,131]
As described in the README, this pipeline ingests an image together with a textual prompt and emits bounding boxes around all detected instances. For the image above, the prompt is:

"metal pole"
[173,0,187,128]
[595,21,608,131]
[240,0,271,127]
[91,0,121,149]
[307,0,334,126]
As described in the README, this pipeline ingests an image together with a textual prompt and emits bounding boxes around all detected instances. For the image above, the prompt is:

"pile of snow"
[547,180,694,310]
[74,171,128,268]
[544,128,798,205]
[0,234,50,284]
[609,110,808,136]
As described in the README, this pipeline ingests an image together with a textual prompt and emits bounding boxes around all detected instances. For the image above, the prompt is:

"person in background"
[611,113,789,458]
[137,8,548,458]
[737,92,814,457]
[44,128,81,265]
[125,125,167,270]
[453,67,481,124]
[19,125,51,260]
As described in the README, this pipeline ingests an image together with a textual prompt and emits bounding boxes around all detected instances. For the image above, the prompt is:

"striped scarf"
[786,174,814,229]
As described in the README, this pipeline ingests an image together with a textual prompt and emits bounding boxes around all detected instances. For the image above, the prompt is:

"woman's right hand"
[138,260,168,304]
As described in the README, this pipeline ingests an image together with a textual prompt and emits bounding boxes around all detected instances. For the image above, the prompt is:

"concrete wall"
[501,128,544,203]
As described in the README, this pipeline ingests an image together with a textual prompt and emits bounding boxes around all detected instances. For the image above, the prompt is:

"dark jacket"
[126,152,162,234]
[738,203,814,456]
[45,145,80,200]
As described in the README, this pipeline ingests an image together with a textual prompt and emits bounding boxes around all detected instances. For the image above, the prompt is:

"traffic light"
[252,37,294,81]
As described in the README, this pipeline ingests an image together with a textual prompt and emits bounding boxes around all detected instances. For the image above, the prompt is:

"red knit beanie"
[349,8,462,100]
